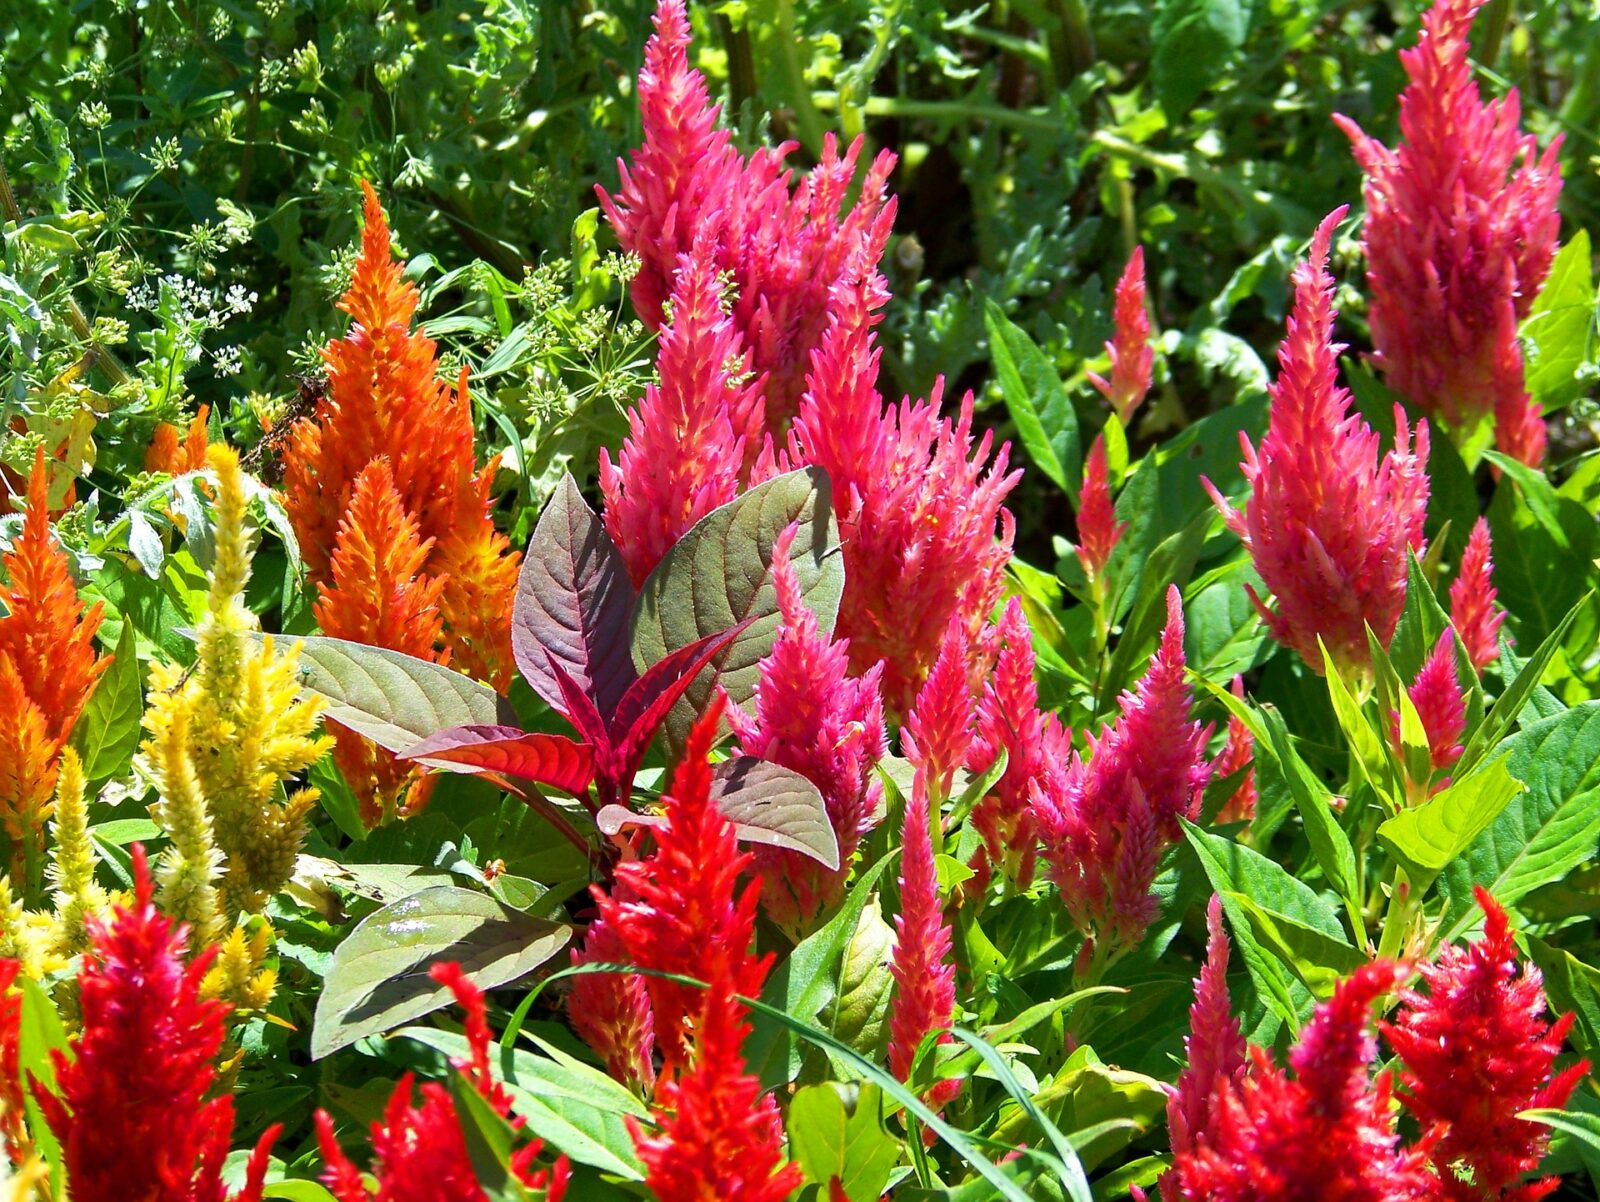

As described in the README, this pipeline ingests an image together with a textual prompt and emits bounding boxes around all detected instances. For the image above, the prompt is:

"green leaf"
[983,299,1079,493]
[72,619,142,783]
[1151,0,1248,120]
[788,1083,900,1202]
[17,975,68,1198]
[1528,938,1600,1064]
[1522,1109,1600,1160]
[1222,890,1364,998]
[1376,756,1525,890]
[821,893,895,1059]
[631,467,844,749]
[749,853,896,1088]
[281,635,515,754]
[401,1027,647,1179]
[1440,704,1600,941]
[311,885,571,1059]
[1521,230,1596,409]
[451,1075,536,1202]
[261,1185,343,1202]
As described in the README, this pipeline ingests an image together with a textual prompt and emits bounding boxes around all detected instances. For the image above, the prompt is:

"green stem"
[809,92,1061,136]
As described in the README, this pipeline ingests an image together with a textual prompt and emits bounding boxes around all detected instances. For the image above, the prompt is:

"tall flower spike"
[886,776,960,1115]
[901,616,978,803]
[1031,588,1211,960]
[726,523,887,932]
[1087,246,1154,423]
[45,747,110,956]
[1401,632,1468,782]
[1384,887,1587,1200]
[32,846,278,1202]
[1158,895,1247,1199]
[1334,0,1561,466]
[284,182,519,688]
[1173,961,1438,1202]
[601,236,759,587]
[788,277,1021,712]
[567,904,657,1093]
[1206,209,1430,679]
[1450,517,1506,672]
[315,460,448,825]
[0,449,108,863]
[1074,433,1125,586]
[1210,677,1257,824]
[595,695,770,1069]
[598,0,897,432]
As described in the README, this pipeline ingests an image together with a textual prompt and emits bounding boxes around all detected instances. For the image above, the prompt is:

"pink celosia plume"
[1088,245,1154,423]
[1031,587,1211,960]
[598,0,896,432]
[1074,433,1125,584]
[600,234,760,587]
[726,524,888,931]
[1210,676,1258,824]
[1334,0,1562,467]
[1207,207,1430,679]
[1396,632,1468,785]
[1450,517,1507,672]
[901,616,979,803]
[567,903,657,1093]
[1384,887,1588,1201]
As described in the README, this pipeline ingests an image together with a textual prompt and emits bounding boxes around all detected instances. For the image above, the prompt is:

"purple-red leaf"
[547,651,612,753]
[513,473,637,720]
[398,724,596,797]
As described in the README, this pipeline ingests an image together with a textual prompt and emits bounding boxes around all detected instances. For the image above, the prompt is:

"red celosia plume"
[1074,433,1125,585]
[1088,245,1154,423]
[32,846,277,1202]
[598,0,896,432]
[1384,888,1588,1200]
[568,903,657,1093]
[0,449,109,856]
[1210,677,1257,824]
[1207,208,1430,678]
[1450,517,1506,672]
[1334,0,1562,467]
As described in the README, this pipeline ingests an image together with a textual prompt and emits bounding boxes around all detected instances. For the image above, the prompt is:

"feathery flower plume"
[968,599,1058,890]
[1172,961,1437,1202]
[1157,895,1247,1199]
[1031,588,1210,961]
[726,524,887,931]
[1211,677,1258,824]
[886,777,960,1115]
[0,449,108,865]
[316,963,569,1202]
[1206,209,1430,679]
[594,695,769,1069]
[600,237,758,587]
[1450,518,1506,672]
[1087,246,1154,424]
[1074,433,1125,586]
[44,747,110,956]
[1384,888,1587,1200]
[787,278,1021,712]
[1335,0,1562,467]
[901,616,978,803]
[598,0,896,431]
[142,446,331,930]
[1396,632,1468,787]
[32,846,278,1202]
[144,405,212,476]
[568,904,657,1093]
[315,461,448,825]
[0,960,23,1161]
[283,182,519,688]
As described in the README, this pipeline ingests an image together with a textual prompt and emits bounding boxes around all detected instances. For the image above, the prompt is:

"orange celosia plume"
[283,183,520,822]
[144,405,212,476]
[0,451,109,861]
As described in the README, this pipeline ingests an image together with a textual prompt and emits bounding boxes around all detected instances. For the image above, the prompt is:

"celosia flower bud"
[1074,433,1124,585]
[1087,246,1154,423]
[1210,677,1257,824]
[1449,517,1506,672]
[726,525,887,932]
[886,777,960,1114]
[1395,632,1467,782]
[601,235,760,587]
[1383,887,1588,1199]
[1334,0,1561,467]
[1207,208,1430,679]
[33,846,278,1202]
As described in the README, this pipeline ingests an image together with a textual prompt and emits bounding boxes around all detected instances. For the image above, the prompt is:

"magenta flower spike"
[1334,0,1562,467]
[1088,245,1154,424]
[1404,632,1468,779]
[1207,208,1430,679]
[1210,676,1258,824]
[1074,433,1125,586]
[902,615,979,804]
[1449,517,1507,672]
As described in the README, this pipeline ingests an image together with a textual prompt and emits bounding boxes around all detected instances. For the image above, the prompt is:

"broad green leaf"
[1521,230,1596,409]
[402,1027,647,1179]
[631,467,844,748]
[989,1043,1161,1179]
[283,635,515,754]
[1528,938,1600,1063]
[788,1083,900,1201]
[1376,756,1525,890]
[984,299,1079,493]
[821,893,895,1058]
[1222,890,1364,999]
[311,885,570,1059]
[1485,470,1595,648]
[452,1076,537,1202]
[1522,1109,1600,1160]
[72,619,142,783]
[1151,0,1248,119]
[1440,704,1600,941]
[18,975,68,1198]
